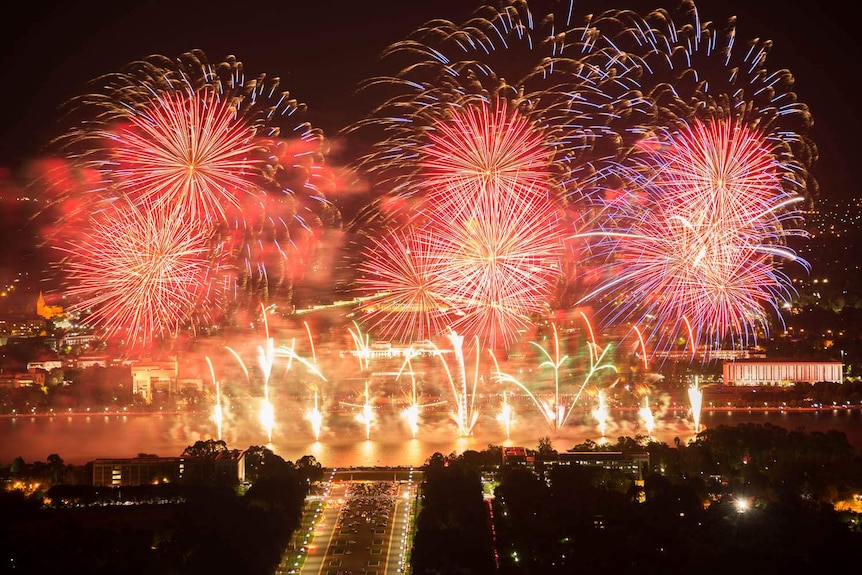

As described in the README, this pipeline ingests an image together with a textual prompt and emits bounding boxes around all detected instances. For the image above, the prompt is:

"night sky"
[0,0,859,306]
[0,0,859,200]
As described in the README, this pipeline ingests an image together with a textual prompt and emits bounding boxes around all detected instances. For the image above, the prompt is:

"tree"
[426,452,446,469]
[10,456,25,474]
[296,454,323,484]
[537,435,557,456]
[46,453,64,484]
[243,446,294,482]
[182,439,229,459]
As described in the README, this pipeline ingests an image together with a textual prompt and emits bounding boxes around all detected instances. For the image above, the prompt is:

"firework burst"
[357,227,452,343]
[421,101,555,209]
[58,202,219,346]
[568,0,817,355]
[346,0,642,346]
[428,181,565,348]
[575,118,808,353]
[108,88,261,223]
[358,173,565,348]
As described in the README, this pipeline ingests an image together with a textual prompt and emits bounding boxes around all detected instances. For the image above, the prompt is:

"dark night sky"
[0,0,859,199]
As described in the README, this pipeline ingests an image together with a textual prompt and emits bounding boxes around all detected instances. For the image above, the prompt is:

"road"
[300,468,420,575]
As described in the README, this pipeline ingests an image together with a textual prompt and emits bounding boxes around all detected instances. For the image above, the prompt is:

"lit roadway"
[301,468,420,575]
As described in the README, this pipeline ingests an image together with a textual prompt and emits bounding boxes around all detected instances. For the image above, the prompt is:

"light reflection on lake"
[2,408,861,467]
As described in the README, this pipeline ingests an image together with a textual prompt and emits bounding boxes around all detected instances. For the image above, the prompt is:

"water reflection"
[1,408,860,467]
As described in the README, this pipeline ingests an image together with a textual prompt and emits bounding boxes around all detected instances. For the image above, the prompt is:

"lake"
[2,406,861,467]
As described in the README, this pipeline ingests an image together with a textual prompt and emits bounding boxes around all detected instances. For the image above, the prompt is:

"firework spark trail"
[420,335,482,437]
[205,356,223,440]
[639,396,655,436]
[592,389,610,437]
[341,381,376,440]
[396,350,447,438]
[58,202,216,346]
[347,322,372,371]
[257,308,276,444]
[689,376,704,433]
[530,324,569,430]
[492,317,617,434]
[307,391,323,441]
[447,331,471,437]
[273,342,328,439]
[496,390,513,440]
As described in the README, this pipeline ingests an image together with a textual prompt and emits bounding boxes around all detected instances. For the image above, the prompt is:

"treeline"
[705,380,862,408]
[0,441,320,575]
[410,424,862,574]
[500,426,862,573]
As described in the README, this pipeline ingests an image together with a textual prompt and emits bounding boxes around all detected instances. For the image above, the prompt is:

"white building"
[132,361,178,403]
[27,358,63,372]
[722,359,843,386]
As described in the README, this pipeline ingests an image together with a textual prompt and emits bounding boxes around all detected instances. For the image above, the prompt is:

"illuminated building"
[722,359,843,386]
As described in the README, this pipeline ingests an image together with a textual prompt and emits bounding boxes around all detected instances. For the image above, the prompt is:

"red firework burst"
[110,88,262,223]
[430,184,564,348]
[360,184,564,348]
[59,202,220,346]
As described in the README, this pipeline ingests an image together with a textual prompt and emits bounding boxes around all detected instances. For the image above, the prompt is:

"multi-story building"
[92,451,245,487]
[61,333,97,349]
[502,447,649,481]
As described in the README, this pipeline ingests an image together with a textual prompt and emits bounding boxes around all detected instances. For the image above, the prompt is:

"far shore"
[2,403,860,420]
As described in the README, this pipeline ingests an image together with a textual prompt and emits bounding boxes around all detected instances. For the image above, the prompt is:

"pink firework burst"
[576,118,807,353]
[431,185,565,348]
[59,202,220,346]
[110,88,261,223]
[359,184,564,349]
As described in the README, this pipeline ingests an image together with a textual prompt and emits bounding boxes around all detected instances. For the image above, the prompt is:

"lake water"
[2,407,861,467]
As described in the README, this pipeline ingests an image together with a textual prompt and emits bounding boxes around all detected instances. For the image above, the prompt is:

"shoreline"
[2,404,860,420]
